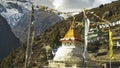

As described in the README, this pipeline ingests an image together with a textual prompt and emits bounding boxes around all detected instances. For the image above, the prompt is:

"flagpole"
[83,10,86,68]
[110,58,112,68]
[83,9,89,68]
[25,2,35,68]
[109,29,111,68]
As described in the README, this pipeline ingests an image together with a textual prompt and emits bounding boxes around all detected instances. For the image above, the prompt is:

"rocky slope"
[12,10,62,43]
[1,0,120,68]
[0,15,20,60]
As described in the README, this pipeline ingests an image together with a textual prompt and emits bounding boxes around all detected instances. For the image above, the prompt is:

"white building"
[48,20,99,68]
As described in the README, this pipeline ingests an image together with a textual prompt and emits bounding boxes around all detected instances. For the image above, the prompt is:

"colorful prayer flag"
[109,30,114,59]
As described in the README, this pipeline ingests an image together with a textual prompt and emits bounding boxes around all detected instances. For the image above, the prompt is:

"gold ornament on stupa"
[61,17,82,42]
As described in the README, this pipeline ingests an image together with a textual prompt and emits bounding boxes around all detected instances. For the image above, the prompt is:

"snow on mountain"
[0,0,63,43]
[0,0,70,28]
[0,1,31,28]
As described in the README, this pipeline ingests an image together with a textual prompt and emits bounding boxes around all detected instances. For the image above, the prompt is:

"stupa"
[48,18,98,68]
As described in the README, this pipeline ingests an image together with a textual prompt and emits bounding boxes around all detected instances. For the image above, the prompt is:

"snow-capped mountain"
[0,1,31,28]
[0,0,62,60]
[0,0,63,43]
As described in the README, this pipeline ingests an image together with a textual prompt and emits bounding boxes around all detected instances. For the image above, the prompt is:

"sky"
[34,0,117,12]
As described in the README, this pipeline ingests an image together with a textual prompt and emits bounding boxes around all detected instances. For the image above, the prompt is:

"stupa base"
[48,60,101,68]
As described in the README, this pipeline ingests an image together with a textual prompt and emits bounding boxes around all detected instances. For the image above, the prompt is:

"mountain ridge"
[12,10,62,43]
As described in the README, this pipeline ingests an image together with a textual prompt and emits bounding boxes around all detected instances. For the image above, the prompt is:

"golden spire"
[61,17,82,41]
